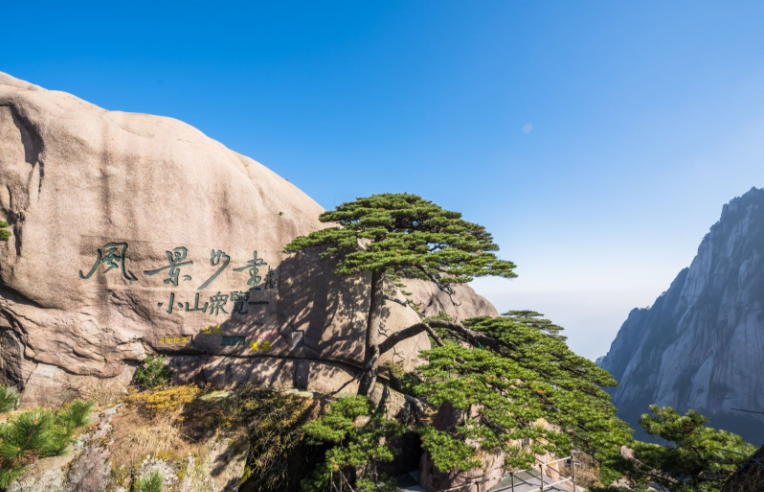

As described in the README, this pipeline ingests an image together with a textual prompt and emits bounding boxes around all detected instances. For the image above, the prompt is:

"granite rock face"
[0,71,429,405]
[402,278,499,321]
[601,188,764,444]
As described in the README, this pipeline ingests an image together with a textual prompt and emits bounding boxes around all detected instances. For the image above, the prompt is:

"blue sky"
[3,1,764,359]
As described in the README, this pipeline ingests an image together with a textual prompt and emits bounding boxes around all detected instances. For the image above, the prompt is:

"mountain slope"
[601,187,764,445]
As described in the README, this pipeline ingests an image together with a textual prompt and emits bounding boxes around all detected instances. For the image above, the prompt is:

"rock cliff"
[0,71,431,406]
[601,187,764,444]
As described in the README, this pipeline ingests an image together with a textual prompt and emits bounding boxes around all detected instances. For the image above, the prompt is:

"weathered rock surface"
[402,278,499,321]
[6,401,248,492]
[601,187,764,444]
[0,71,429,406]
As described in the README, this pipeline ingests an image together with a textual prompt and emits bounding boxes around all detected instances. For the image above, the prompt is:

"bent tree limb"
[427,320,506,352]
[358,281,502,397]
[378,323,445,356]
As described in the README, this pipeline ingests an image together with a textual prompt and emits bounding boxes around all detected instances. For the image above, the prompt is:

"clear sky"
[3,1,764,359]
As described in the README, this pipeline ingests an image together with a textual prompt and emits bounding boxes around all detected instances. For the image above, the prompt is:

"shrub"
[134,355,173,390]
[125,385,200,415]
[134,471,164,492]
[0,385,19,414]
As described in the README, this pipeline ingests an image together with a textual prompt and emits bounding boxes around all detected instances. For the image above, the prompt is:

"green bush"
[134,355,173,390]
[0,221,10,242]
[134,471,164,492]
[0,385,19,414]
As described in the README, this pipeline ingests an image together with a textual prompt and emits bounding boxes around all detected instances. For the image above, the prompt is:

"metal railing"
[329,457,581,492]
[491,457,581,492]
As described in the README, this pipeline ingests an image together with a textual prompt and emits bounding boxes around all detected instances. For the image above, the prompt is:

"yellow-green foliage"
[125,385,200,415]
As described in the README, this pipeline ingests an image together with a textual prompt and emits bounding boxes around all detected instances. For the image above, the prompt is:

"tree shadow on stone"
[167,246,390,395]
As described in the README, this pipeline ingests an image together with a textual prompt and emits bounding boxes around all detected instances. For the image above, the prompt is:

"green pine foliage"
[0,386,19,414]
[0,221,10,242]
[414,316,633,484]
[629,406,756,492]
[301,396,404,492]
[133,471,164,492]
[134,355,173,390]
[502,310,566,341]
[52,399,95,454]
[285,193,517,284]
[0,399,94,487]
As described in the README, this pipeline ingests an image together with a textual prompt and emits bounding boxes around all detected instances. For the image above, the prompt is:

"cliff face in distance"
[601,187,764,445]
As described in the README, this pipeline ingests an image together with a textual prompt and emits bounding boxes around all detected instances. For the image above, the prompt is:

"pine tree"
[0,409,57,487]
[301,396,404,492]
[502,310,566,341]
[629,406,756,492]
[286,193,516,395]
[0,399,94,487]
[413,316,633,483]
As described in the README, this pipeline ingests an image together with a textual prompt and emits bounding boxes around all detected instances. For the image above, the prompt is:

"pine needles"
[0,385,94,487]
[0,386,18,414]
[134,471,164,492]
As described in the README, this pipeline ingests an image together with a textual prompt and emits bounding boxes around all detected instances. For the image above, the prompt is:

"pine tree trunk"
[358,270,384,397]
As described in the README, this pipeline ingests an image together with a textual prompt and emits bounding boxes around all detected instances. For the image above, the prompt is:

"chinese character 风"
[79,242,138,282]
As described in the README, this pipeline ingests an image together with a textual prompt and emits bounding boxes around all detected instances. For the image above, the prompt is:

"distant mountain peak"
[600,188,764,443]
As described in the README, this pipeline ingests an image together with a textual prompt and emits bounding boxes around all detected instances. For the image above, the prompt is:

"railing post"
[510,472,514,492]
[572,459,576,486]
[540,463,544,491]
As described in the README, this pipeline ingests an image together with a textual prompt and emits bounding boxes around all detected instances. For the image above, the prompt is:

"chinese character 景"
[144,247,193,287]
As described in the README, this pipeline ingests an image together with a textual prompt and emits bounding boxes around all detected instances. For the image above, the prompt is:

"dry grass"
[108,405,209,471]
[73,378,126,408]
[570,452,603,489]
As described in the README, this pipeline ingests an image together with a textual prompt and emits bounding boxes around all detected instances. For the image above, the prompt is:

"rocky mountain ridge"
[601,187,764,444]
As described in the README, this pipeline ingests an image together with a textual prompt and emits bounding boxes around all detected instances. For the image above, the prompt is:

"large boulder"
[0,71,429,406]
[402,278,498,321]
